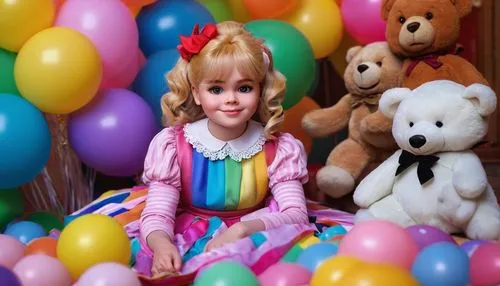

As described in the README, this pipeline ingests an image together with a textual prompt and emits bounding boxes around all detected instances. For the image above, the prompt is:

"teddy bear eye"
[425,12,434,20]
[409,122,414,127]
[376,61,382,67]
[436,121,443,128]
[399,16,406,24]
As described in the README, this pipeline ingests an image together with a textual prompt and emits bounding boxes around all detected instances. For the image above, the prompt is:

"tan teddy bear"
[302,42,402,198]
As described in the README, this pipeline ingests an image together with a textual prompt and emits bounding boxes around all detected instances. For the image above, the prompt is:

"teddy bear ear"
[346,46,363,63]
[450,0,473,18]
[379,88,412,119]
[381,0,397,20]
[462,84,497,117]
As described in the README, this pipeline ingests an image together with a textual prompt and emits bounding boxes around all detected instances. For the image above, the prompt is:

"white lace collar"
[183,118,266,161]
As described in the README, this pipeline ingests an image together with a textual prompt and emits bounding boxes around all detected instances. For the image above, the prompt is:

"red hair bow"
[177,23,218,61]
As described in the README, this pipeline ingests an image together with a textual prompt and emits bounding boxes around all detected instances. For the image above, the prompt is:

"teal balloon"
[245,20,316,110]
[0,49,19,95]
[307,61,320,96]
[0,94,51,189]
[194,261,259,286]
[0,188,24,232]
[197,0,233,22]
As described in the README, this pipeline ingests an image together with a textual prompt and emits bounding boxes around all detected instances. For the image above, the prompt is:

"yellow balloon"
[227,0,252,22]
[281,0,343,59]
[57,214,131,280]
[0,0,55,52]
[15,27,102,114]
[328,32,359,76]
[339,263,420,286]
[311,256,364,286]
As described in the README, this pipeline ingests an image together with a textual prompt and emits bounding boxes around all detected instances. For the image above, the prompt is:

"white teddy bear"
[353,80,500,240]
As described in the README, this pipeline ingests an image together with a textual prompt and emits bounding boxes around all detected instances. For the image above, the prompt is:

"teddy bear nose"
[357,64,369,73]
[409,135,426,148]
[407,22,421,33]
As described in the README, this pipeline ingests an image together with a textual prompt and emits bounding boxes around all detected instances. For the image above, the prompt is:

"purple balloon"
[461,240,489,257]
[406,225,456,250]
[0,266,21,286]
[69,89,158,176]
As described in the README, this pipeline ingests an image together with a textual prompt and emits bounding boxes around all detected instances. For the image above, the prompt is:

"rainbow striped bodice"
[176,131,276,211]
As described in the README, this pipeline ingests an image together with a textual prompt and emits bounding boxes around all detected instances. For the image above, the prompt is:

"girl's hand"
[147,231,182,276]
[205,222,247,252]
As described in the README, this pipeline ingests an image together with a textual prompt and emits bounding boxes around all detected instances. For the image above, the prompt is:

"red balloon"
[470,243,500,286]
[243,0,299,19]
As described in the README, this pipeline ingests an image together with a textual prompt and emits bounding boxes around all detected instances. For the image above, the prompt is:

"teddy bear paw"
[438,186,477,226]
[316,165,355,198]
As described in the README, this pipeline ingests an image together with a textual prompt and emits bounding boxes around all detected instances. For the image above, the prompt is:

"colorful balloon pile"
[192,221,500,286]
[0,213,139,285]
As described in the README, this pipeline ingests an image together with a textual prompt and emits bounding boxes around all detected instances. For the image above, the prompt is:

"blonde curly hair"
[161,21,286,139]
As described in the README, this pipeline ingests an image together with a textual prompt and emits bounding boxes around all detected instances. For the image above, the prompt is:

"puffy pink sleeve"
[139,127,181,242]
[260,132,309,229]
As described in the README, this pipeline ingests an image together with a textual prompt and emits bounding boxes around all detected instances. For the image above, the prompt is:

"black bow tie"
[395,150,439,185]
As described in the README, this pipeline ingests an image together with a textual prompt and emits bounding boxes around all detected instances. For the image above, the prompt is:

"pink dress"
[137,119,309,275]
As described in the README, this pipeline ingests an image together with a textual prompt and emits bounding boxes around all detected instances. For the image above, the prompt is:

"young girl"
[137,21,309,277]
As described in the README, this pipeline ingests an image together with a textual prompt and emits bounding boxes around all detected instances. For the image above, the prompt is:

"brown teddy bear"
[302,42,402,198]
[382,0,488,89]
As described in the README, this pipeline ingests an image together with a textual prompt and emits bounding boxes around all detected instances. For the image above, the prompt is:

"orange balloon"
[25,237,58,258]
[280,96,319,154]
[243,0,299,19]
[127,4,142,17]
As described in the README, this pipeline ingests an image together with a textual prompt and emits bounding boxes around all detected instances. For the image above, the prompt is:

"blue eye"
[209,86,223,94]
[239,85,253,93]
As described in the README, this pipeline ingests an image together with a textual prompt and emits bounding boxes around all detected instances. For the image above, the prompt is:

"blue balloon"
[412,242,469,286]
[4,221,47,244]
[0,94,51,189]
[137,0,215,56]
[319,225,347,241]
[296,242,338,272]
[133,49,180,125]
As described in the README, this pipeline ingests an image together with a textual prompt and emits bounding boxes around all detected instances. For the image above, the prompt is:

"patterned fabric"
[176,130,276,210]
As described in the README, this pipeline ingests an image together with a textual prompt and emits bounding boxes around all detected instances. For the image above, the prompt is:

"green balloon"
[197,0,233,22]
[26,211,64,232]
[194,261,259,286]
[0,188,25,231]
[0,48,20,95]
[245,20,316,110]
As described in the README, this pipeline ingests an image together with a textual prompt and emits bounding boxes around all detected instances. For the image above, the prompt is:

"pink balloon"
[341,0,386,44]
[470,243,500,286]
[0,235,25,269]
[55,0,139,88]
[13,254,72,286]
[259,263,312,286]
[77,262,141,286]
[338,220,418,270]
[101,49,143,89]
